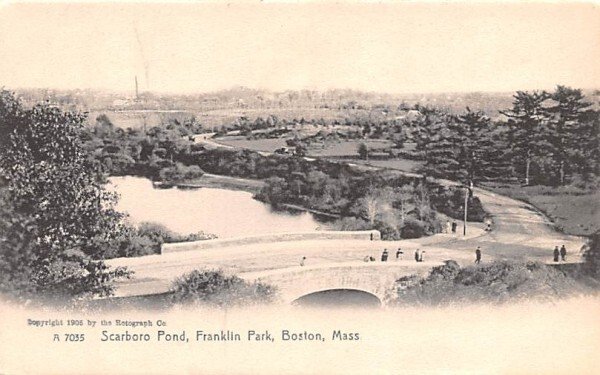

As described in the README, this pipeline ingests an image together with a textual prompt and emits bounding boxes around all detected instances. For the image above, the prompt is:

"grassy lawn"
[215,136,289,152]
[307,139,393,157]
[483,183,600,236]
[337,158,423,173]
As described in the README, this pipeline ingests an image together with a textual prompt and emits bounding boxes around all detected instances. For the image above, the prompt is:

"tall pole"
[463,187,469,236]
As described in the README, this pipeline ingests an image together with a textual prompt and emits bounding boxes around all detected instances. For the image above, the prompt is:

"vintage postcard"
[0,1,599,374]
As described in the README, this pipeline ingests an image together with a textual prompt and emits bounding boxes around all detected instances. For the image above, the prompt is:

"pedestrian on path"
[560,245,567,262]
[396,248,403,260]
[381,249,389,262]
[553,246,560,262]
[475,246,482,264]
[300,256,306,266]
[451,221,457,234]
[414,249,420,262]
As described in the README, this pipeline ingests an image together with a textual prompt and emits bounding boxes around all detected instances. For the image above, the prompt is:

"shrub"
[103,222,217,259]
[582,230,600,278]
[400,218,428,239]
[170,270,278,307]
[391,260,586,306]
[159,162,204,184]
[331,217,371,231]
[374,220,401,240]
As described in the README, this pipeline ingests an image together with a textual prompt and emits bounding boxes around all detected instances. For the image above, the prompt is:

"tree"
[357,142,369,160]
[453,108,501,184]
[0,91,129,301]
[414,107,461,179]
[546,86,593,185]
[501,90,551,185]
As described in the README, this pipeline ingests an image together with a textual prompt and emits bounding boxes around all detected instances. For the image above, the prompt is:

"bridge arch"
[241,263,414,306]
[291,288,382,308]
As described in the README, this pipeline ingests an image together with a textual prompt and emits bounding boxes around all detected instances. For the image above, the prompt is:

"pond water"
[108,176,322,238]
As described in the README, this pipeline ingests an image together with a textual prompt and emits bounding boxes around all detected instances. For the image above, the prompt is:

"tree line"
[413,86,599,186]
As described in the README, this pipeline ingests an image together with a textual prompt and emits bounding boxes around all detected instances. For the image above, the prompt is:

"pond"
[109,176,322,238]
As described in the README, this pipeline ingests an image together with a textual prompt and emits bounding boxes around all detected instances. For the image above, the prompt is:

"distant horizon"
[9,84,600,98]
[1,3,598,95]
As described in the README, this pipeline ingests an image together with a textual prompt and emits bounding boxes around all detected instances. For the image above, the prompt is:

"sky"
[0,2,599,95]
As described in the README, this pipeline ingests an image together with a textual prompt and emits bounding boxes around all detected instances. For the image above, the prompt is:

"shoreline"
[154,173,265,194]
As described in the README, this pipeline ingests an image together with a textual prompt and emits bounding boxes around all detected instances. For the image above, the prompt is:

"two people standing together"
[553,245,568,262]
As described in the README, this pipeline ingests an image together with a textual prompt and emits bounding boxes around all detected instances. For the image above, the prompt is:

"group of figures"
[364,248,426,263]
[553,245,568,262]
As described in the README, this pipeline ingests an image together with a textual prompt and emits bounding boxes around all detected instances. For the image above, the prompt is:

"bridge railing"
[161,230,381,254]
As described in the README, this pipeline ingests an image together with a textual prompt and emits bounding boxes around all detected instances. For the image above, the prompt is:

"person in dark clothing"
[414,249,420,262]
[553,246,560,262]
[396,248,403,259]
[475,247,481,264]
[451,221,457,233]
[560,245,567,261]
[381,249,389,262]
[370,233,374,241]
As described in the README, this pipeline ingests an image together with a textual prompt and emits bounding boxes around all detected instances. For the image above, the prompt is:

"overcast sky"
[0,2,598,94]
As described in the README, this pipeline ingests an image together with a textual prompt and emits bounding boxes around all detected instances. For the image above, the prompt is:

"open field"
[307,139,393,157]
[338,158,423,173]
[482,183,600,236]
[214,136,289,152]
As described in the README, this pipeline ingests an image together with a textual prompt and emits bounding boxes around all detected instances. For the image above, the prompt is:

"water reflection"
[109,176,322,238]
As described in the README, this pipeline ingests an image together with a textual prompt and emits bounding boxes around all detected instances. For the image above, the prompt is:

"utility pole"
[463,180,473,236]
[463,188,468,236]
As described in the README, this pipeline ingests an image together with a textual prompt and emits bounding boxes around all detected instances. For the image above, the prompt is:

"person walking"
[414,249,420,262]
[553,246,560,262]
[451,221,457,234]
[381,249,389,262]
[475,246,482,264]
[300,256,306,266]
[560,245,567,262]
[396,248,403,260]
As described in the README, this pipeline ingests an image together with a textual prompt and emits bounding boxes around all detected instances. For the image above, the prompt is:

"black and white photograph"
[0,1,599,374]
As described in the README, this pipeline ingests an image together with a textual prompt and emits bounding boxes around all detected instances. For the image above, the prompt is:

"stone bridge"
[239,262,436,305]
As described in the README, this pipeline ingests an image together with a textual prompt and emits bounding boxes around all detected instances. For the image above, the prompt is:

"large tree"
[414,107,461,180]
[0,91,128,302]
[501,90,552,185]
[546,86,593,185]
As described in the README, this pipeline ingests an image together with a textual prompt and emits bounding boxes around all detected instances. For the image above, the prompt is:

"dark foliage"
[392,260,586,306]
[170,269,278,307]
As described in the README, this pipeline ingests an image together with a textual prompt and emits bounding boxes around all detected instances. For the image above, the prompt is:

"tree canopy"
[0,90,129,302]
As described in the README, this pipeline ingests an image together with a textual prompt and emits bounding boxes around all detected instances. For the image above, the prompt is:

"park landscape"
[1,85,599,309]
